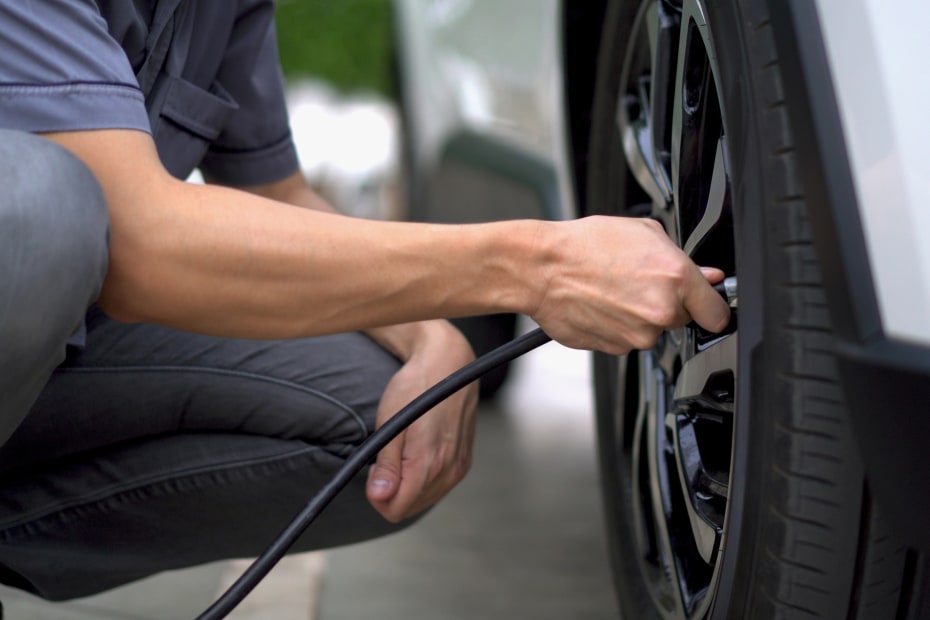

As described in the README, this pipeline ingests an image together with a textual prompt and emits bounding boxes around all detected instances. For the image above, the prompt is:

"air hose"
[196,327,552,620]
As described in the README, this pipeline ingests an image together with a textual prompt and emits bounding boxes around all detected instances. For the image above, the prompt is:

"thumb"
[367,434,404,502]
[699,266,726,284]
[686,266,731,332]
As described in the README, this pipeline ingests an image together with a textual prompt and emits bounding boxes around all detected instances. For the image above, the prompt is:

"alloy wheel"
[613,0,737,616]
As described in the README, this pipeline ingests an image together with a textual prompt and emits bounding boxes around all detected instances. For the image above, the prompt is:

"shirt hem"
[200,134,300,186]
[0,82,151,134]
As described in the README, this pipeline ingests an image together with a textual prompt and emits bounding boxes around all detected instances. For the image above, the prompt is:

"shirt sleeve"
[0,0,150,134]
[199,0,300,186]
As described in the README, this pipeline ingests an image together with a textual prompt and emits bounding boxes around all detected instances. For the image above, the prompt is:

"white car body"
[395,0,575,221]
[815,0,930,346]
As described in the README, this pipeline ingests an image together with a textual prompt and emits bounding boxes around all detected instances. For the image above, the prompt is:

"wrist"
[364,321,428,362]
[365,318,473,365]
[483,219,557,317]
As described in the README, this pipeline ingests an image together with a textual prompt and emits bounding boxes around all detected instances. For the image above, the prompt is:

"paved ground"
[0,319,620,619]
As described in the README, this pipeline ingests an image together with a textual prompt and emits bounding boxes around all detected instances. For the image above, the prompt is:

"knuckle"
[642,218,664,232]
[454,453,473,482]
[670,261,691,285]
[642,302,677,328]
[374,457,401,477]
[657,254,690,285]
[611,343,634,356]
[630,328,660,351]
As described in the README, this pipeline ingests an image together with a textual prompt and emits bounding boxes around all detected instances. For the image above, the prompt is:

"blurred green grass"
[275,0,395,97]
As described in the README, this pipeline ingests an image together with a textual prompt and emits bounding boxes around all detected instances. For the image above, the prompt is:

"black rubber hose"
[196,326,552,620]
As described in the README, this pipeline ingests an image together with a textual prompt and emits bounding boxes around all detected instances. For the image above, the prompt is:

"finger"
[684,266,731,333]
[379,421,443,521]
[378,404,469,522]
[699,266,726,284]
[367,431,405,504]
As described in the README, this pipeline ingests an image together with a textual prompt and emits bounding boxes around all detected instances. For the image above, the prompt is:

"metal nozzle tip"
[714,276,737,308]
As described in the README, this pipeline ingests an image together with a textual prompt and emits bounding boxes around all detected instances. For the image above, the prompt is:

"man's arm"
[223,168,481,524]
[42,128,729,354]
[224,169,457,365]
[43,127,729,523]
[45,129,538,338]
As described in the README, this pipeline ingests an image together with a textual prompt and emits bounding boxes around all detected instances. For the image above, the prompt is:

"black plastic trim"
[835,337,930,552]
[768,0,930,552]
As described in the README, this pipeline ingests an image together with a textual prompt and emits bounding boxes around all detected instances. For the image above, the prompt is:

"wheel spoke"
[666,412,723,564]
[630,352,656,559]
[673,333,738,412]
[682,137,727,257]
[644,358,687,616]
[618,87,667,206]
[668,1,691,212]
[646,0,680,202]
[669,0,728,261]
[629,352,685,614]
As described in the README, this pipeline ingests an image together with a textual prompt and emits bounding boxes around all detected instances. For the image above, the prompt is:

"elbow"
[95,234,167,325]
[95,272,150,325]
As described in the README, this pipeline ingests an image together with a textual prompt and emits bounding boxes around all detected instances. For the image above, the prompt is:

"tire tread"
[743,2,912,618]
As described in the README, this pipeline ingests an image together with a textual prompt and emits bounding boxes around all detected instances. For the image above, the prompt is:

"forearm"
[229,174,470,356]
[102,178,545,338]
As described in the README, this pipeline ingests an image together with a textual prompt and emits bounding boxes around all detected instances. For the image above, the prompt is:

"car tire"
[585,0,923,617]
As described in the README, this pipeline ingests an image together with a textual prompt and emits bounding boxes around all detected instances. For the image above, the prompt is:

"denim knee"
[0,130,109,443]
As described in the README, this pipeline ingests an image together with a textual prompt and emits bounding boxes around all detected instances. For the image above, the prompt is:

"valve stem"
[713,276,738,308]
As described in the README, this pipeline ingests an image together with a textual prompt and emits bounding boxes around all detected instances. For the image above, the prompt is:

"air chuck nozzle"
[712,276,738,308]
[685,276,737,335]
[682,276,737,335]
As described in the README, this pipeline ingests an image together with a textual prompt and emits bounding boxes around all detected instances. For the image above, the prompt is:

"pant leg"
[0,130,109,446]
[0,310,408,601]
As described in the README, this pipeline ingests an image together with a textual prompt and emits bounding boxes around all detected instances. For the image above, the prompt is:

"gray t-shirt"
[0,0,301,347]
[0,0,299,184]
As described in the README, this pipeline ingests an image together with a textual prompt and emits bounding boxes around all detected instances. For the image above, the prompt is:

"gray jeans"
[0,131,407,600]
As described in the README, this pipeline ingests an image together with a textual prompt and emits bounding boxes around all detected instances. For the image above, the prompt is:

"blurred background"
[275,0,404,222]
[275,0,395,96]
